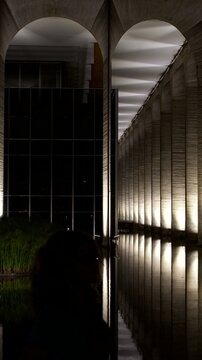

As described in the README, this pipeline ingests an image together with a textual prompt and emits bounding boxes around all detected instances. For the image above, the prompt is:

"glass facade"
[4,62,103,236]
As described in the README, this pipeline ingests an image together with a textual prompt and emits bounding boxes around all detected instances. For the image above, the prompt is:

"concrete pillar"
[171,65,186,232]
[0,57,4,217]
[129,127,134,222]
[144,108,152,226]
[160,81,172,230]
[125,131,130,221]
[133,123,139,224]
[138,116,145,225]
[185,53,198,235]
[152,97,161,228]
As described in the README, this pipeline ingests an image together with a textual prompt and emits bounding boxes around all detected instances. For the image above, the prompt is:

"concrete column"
[120,137,126,221]
[185,53,198,235]
[129,127,134,222]
[117,139,122,220]
[171,65,186,232]
[144,108,152,226]
[138,116,145,225]
[125,132,130,221]
[152,97,161,228]
[198,70,202,243]
[133,123,139,224]
[160,81,172,230]
[0,57,4,217]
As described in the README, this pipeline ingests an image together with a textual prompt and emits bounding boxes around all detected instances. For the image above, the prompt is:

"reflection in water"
[118,233,200,360]
[0,276,34,360]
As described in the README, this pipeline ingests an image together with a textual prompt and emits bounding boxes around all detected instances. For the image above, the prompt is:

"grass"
[0,216,59,274]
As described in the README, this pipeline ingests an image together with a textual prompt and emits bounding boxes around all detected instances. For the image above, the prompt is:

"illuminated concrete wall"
[118,44,199,239]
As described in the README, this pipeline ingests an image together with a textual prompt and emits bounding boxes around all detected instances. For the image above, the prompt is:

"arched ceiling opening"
[112,20,185,139]
[6,17,100,90]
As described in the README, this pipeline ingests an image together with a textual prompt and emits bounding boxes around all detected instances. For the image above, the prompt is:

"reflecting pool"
[118,233,200,360]
[0,276,34,360]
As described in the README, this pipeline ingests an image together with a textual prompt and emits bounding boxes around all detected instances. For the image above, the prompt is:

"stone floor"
[118,312,142,360]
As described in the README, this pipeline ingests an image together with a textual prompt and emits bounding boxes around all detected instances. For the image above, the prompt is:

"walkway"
[118,312,142,360]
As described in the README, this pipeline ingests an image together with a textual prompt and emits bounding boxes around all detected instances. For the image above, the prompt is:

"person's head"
[31,230,102,309]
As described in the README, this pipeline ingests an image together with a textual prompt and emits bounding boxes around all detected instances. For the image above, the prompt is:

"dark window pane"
[95,140,102,155]
[94,213,102,236]
[74,140,94,155]
[9,89,30,138]
[74,212,94,234]
[41,63,57,87]
[9,156,29,195]
[95,89,103,138]
[52,89,73,139]
[95,196,102,212]
[31,196,50,212]
[53,196,72,212]
[9,140,29,155]
[52,157,72,195]
[9,196,29,213]
[52,140,72,156]
[31,89,52,139]
[95,156,102,195]
[31,156,51,195]
[5,63,19,87]
[74,89,94,139]
[21,63,39,88]
[31,140,51,155]
[74,156,94,195]
[74,196,94,211]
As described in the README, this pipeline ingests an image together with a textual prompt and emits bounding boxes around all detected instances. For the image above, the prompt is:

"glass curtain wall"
[4,62,103,236]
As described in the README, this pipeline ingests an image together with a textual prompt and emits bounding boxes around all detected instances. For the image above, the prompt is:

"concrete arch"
[0,0,107,61]
[111,0,202,58]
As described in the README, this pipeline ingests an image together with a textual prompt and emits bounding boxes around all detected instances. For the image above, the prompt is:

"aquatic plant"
[0,217,58,274]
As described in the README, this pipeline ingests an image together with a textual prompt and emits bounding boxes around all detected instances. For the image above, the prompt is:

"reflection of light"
[153,207,160,228]
[0,192,3,217]
[174,207,185,231]
[188,196,198,233]
[134,234,139,258]
[139,235,145,259]
[161,202,171,229]
[103,176,108,237]
[145,236,152,262]
[175,246,186,272]
[187,250,198,288]
[102,257,110,324]
[162,242,172,269]
[153,239,161,260]
[0,324,2,358]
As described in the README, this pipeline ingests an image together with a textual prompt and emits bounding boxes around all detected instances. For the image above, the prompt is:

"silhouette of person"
[20,230,111,360]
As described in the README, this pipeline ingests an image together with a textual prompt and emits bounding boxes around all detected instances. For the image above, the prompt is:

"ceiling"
[8,17,185,139]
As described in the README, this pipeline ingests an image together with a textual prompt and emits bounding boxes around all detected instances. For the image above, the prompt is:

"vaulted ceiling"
[7,17,185,139]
